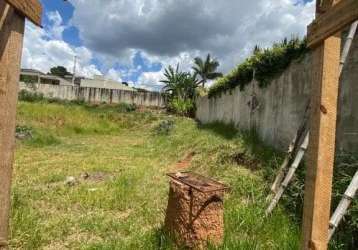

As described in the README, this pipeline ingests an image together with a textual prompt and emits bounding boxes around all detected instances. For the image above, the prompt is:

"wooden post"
[301,1,343,249]
[0,1,42,248]
[0,3,25,249]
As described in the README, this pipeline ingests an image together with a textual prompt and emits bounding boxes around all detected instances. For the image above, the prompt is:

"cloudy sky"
[22,0,315,91]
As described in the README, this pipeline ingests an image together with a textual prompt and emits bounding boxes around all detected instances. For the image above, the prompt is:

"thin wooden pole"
[266,133,309,215]
[270,104,310,194]
[0,3,10,30]
[0,3,25,249]
[328,170,358,241]
[339,20,358,75]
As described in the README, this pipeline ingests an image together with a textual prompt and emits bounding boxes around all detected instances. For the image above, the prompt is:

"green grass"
[11,101,299,249]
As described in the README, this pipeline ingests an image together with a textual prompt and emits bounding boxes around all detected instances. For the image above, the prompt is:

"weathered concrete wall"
[19,82,166,108]
[196,35,358,153]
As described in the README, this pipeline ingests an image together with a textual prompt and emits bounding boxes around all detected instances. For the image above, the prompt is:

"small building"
[20,69,74,86]
[79,75,135,91]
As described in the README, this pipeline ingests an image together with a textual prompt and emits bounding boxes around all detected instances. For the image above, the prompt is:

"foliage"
[168,97,196,117]
[20,75,38,84]
[15,125,33,140]
[18,90,137,113]
[115,103,137,113]
[161,64,200,116]
[49,66,72,78]
[192,54,223,87]
[153,120,175,135]
[208,37,309,98]
[18,89,45,102]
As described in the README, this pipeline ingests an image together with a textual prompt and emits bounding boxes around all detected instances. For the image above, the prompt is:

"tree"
[160,64,200,116]
[192,54,223,87]
[49,66,71,78]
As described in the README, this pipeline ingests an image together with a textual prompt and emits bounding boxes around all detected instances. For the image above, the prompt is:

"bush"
[116,103,137,113]
[18,90,45,102]
[15,125,33,140]
[208,37,309,98]
[153,120,175,135]
[168,98,195,117]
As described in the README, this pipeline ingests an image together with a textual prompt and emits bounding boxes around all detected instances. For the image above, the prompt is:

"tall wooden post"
[301,34,341,250]
[0,4,25,249]
[0,1,42,248]
[301,0,358,249]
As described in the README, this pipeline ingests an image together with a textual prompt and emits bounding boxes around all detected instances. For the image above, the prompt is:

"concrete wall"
[196,35,358,153]
[19,82,166,108]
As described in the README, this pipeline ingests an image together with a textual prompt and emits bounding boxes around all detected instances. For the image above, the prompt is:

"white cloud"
[69,0,315,73]
[47,11,65,40]
[137,71,164,91]
[22,0,315,91]
[22,21,102,78]
[106,68,123,82]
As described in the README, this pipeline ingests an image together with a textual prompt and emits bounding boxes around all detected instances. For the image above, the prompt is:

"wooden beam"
[316,0,341,15]
[301,34,341,250]
[0,3,10,30]
[307,0,358,48]
[4,0,42,26]
[0,5,25,249]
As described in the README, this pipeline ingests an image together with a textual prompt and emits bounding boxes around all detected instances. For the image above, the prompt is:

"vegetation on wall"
[208,37,309,98]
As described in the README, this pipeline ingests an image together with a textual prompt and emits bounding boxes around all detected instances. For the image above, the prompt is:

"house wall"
[19,82,166,108]
[196,34,358,153]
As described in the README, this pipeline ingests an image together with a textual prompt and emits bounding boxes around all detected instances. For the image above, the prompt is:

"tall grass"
[12,101,299,249]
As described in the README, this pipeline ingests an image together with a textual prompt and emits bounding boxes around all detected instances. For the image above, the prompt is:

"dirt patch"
[164,180,224,249]
[213,144,260,171]
[174,152,196,170]
[231,152,260,171]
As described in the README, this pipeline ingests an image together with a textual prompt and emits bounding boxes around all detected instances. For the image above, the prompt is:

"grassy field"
[11,101,299,249]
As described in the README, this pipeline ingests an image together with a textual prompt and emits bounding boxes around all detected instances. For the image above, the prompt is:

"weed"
[12,101,299,249]
[153,120,175,135]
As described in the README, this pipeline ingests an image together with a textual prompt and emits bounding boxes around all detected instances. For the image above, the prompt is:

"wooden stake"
[301,34,341,250]
[328,170,358,241]
[0,4,25,248]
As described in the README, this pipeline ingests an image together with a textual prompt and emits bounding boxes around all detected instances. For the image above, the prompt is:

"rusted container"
[164,172,229,249]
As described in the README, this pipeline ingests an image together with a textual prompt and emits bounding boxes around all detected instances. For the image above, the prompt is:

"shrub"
[168,98,195,117]
[208,37,309,98]
[161,64,199,117]
[153,120,175,135]
[15,125,33,140]
[115,103,137,113]
[18,90,45,102]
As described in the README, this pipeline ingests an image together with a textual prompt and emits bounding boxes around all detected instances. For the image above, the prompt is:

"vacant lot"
[11,101,299,249]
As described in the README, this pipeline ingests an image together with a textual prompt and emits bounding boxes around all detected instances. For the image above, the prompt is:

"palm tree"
[160,64,199,100]
[160,64,181,95]
[192,54,223,87]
